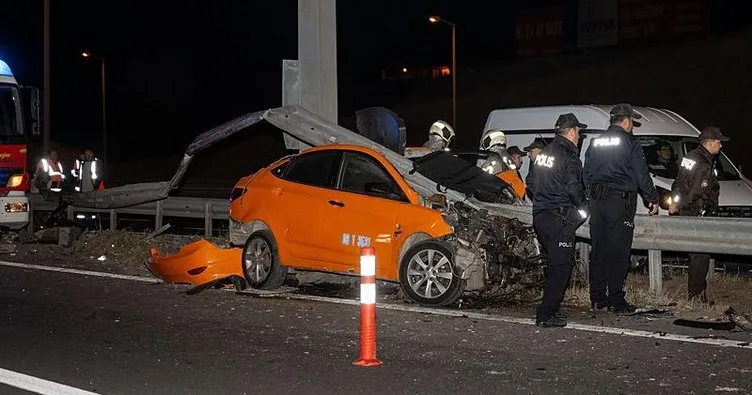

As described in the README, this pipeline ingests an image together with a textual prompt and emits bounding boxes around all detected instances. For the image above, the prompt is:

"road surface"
[0,263,750,394]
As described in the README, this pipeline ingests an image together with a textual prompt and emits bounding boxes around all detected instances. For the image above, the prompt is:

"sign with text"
[515,6,565,58]
[618,0,709,42]
[578,0,618,48]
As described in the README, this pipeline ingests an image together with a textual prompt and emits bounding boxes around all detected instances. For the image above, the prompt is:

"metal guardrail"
[489,203,752,292]
[29,194,230,237]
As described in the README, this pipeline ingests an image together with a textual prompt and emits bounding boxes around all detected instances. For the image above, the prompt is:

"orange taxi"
[229,144,465,306]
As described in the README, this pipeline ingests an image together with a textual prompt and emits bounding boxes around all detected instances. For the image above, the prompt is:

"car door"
[315,150,406,276]
[267,150,341,266]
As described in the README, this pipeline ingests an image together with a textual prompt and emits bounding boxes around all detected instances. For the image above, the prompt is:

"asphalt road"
[0,265,751,395]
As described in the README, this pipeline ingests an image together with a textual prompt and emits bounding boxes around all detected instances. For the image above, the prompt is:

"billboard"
[515,6,565,58]
[619,0,709,42]
[578,0,618,48]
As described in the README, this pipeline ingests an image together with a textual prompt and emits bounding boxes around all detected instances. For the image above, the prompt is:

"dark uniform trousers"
[678,209,710,298]
[589,193,637,307]
[534,209,576,319]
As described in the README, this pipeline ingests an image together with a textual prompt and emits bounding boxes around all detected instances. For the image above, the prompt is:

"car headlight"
[6,174,23,188]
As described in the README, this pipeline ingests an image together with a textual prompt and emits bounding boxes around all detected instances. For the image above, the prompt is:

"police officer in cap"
[524,138,547,201]
[527,113,588,328]
[583,103,659,313]
[669,126,729,301]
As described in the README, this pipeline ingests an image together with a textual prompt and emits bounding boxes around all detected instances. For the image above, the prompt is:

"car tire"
[242,230,287,290]
[399,239,465,307]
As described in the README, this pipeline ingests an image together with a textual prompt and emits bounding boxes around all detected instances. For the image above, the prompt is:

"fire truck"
[0,58,41,231]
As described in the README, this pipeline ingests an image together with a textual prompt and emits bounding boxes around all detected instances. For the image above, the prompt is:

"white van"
[482,105,752,216]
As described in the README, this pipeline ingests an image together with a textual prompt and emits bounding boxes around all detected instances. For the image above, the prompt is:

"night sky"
[0,0,749,166]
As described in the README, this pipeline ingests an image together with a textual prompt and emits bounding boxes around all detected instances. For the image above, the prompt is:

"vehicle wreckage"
[35,105,545,306]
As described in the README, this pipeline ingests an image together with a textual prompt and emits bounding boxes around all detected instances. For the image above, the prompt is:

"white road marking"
[0,260,162,284]
[1,260,750,350]
[0,367,98,395]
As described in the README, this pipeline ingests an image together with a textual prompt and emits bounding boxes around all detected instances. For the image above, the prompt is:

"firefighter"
[583,103,659,313]
[35,149,65,192]
[479,129,526,199]
[423,120,455,150]
[479,129,515,172]
[526,113,588,328]
[75,149,103,192]
[669,126,729,302]
[71,151,85,191]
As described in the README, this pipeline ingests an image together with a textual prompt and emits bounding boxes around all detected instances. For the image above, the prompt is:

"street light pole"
[451,23,456,131]
[81,52,107,164]
[429,16,457,129]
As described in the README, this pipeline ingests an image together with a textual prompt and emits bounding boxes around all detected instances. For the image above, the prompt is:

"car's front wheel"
[399,239,465,307]
[242,230,288,290]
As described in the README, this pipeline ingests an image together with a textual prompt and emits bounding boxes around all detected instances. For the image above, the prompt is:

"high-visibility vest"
[73,158,100,192]
[39,158,65,192]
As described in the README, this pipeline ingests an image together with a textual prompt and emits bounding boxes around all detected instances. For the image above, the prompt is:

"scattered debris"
[673,318,736,331]
[97,255,107,262]
[725,308,752,332]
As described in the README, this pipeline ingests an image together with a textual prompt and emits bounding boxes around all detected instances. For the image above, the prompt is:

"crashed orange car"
[228,144,542,306]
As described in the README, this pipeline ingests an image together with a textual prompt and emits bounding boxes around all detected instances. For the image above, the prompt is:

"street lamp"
[428,15,457,129]
[81,51,107,165]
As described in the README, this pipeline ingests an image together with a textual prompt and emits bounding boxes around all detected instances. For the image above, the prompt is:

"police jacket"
[583,125,659,203]
[527,135,585,214]
[670,145,719,215]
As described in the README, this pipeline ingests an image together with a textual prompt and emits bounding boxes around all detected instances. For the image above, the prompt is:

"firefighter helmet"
[429,120,455,144]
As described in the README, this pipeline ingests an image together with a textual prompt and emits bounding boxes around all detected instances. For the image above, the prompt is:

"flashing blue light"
[0,59,13,77]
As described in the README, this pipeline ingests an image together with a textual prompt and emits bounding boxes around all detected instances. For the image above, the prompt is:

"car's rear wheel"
[399,239,465,307]
[242,230,287,290]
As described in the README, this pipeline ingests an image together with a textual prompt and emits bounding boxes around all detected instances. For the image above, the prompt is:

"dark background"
[0,1,749,180]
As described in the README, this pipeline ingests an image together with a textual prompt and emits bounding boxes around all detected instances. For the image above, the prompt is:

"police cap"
[555,113,587,130]
[699,126,730,142]
[610,103,642,119]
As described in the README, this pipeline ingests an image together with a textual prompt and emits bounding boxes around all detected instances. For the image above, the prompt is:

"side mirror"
[20,86,41,138]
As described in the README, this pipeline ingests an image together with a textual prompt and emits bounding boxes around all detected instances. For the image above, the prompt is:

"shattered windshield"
[0,84,23,137]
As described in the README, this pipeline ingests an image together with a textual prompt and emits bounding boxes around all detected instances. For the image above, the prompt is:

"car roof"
[301,144,387,157]
[484,105,701,137]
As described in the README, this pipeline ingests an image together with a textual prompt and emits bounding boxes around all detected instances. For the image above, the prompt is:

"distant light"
[0,59,13,77]
[81,52,90,58]
[402,67,408,73]
[428,16,440,23]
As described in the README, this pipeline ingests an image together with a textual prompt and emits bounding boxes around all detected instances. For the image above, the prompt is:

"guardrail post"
[648,249,662,294]
[204,202,212,237]
[109,209,117,230]
[707,257,716,282]
[576,242,590,278]
[155,200,163,231]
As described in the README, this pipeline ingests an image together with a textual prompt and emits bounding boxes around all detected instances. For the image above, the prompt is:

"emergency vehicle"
[0,58,41,230]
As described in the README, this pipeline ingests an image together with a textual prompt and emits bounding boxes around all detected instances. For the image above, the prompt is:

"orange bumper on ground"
[148,239,243,285]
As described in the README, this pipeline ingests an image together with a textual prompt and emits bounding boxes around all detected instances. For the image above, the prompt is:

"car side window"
[339,151,407,202]
[282,150,340,188]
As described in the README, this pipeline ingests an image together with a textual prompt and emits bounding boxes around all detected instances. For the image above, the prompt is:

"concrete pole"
[43,0,51,153]
[295,0,338,152]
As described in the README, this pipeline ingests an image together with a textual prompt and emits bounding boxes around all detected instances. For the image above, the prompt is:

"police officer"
[527,113,588,328]
[423,120,455,150]
[583,103,659,313]
[524,138,547,201]
[669,126,729,302]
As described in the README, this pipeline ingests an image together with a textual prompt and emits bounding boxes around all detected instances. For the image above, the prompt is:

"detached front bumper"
[148,239,244,285]
[0,194,29,230]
